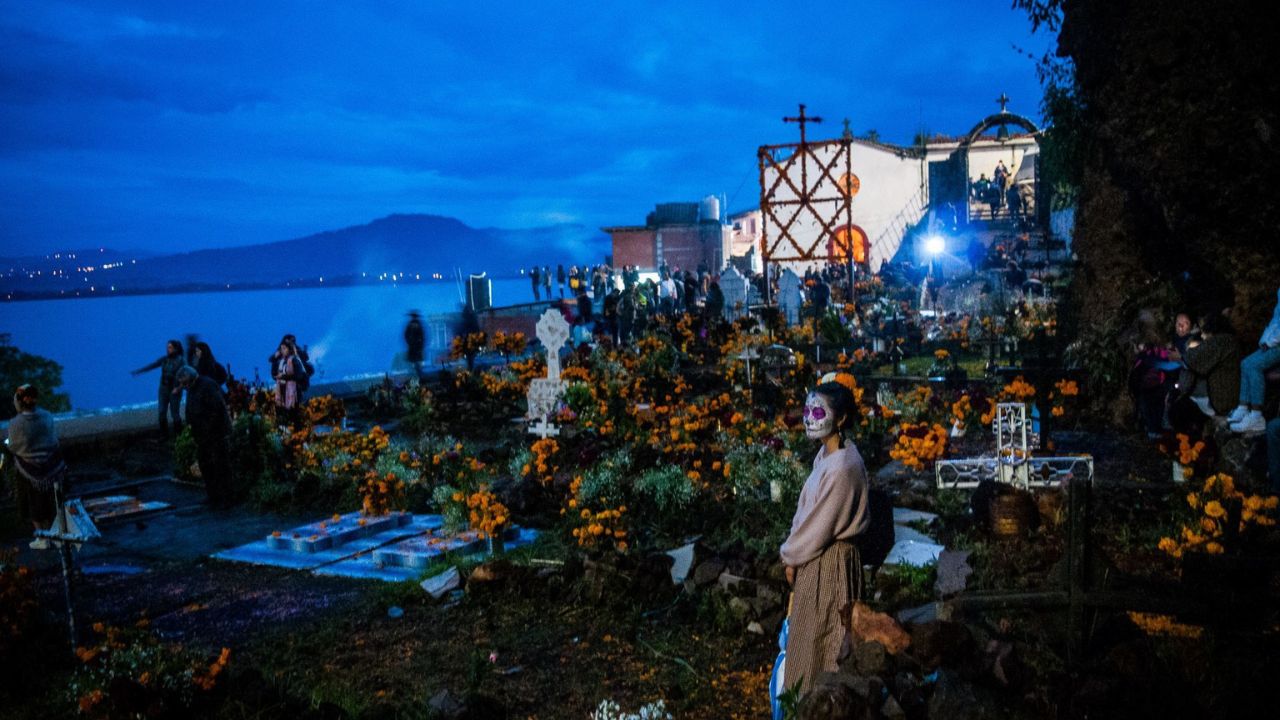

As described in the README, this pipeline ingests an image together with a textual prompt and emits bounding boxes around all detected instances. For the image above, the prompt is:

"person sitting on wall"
[1227,287,1280,435]
[1170,311,1240,433]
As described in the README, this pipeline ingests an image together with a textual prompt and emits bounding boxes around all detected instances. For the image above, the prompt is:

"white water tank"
[700,195,720,223]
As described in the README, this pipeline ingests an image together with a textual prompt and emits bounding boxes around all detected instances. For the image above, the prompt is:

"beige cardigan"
[779,443,870,567]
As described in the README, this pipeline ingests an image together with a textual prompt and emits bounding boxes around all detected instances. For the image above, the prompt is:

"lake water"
[0,279,535,411]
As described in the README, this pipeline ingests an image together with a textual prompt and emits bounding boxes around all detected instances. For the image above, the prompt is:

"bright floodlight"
[925,235,945,256]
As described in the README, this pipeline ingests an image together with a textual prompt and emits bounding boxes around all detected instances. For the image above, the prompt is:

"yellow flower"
[1204,500,1226,519]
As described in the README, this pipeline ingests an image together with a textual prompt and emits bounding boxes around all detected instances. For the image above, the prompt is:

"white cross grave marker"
[527,308,571,438]
[935,401,1092,490]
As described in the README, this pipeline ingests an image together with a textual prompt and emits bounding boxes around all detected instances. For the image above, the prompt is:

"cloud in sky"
[0,0,1056,254]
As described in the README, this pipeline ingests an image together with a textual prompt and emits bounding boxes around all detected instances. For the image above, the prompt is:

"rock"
[909,621,976,672]
[758,609,785,636]
[927,669,1000,720]
[689,559,725,588]
[420,566,461,599]
[983,639,1027,689]
[746,621,765,635]
[756,582,784,605]
[934,550,973,597]
[880,693,906,720]
[728,596,754,621]
[467,559,513,585]
[850,602,911,654]
[851,640,890,676]
[427,690,464,719]
[717,571,753,594]
[896,602,938,626]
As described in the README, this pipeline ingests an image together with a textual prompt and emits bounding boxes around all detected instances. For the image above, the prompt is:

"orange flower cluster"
[466,486,509,540]
[890,422,948,471]
[526,438,559,485]
[1159,473,1278,558]
[489,331,527,358]
[0,551,36,653]
[571,504,628,551]
[1175,433,1206,468]
[979,398,998,426]
[359,470,406,516]
[449,332,488,361]
[934,348,951,361]
[303,395,346,428]
[1126,612,1203,639]
[1000,376,1036,403]
[193,647,232,691]
[1053,379,1080,397]
[560,366,592,384]
[951,395,973,430]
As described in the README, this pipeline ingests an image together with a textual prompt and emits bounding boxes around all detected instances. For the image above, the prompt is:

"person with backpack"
[779,379,871,697]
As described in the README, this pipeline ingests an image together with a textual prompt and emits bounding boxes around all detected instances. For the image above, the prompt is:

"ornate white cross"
[527,309,571,438]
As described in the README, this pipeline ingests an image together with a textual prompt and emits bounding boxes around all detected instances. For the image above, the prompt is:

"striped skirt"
[784,540,862,694]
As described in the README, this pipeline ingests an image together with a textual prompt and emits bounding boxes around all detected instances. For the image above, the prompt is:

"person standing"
[176,367,234,507]
[404,311,426,380]
[542,265,552,300]
[191,341,229,388]
[556,264,567,299]
[529,266,541,301]
[270,341,305,413]
[132,339,186,437]
[6,384,66,549]
[780,381,870,695]
[1228,288,1280,434]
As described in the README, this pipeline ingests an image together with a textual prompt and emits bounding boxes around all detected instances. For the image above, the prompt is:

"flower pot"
[990,491,1037,538]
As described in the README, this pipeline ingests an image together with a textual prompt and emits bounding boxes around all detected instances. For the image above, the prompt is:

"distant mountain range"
[1,215,610,298]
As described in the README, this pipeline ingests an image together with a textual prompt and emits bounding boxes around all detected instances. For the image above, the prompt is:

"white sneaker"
[1226,405,1248,423]
[1229,410,1266,435]
[1191,396,1215,418]
[29,538,50,550]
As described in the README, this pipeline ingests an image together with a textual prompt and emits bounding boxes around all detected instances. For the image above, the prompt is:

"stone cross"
[719,267,749,321]
[527,308,571,438]
[777,268,803,325]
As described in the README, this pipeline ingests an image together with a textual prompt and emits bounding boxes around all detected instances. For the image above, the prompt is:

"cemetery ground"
[3,313,1280,719]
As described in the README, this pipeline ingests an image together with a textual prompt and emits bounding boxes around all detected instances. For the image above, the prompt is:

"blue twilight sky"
[0,0,1055,256]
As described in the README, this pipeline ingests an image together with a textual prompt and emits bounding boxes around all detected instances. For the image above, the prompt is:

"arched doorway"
[830,224,870,266]
[957,109,1042,224]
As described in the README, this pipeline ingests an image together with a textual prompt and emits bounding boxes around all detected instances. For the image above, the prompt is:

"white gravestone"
[935,402,1093,490]
[777,269,803,325]
[527,309,571,438]
[719,267,749,321]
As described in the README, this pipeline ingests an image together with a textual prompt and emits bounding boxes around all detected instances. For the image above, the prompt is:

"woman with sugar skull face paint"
[780,380,870,695]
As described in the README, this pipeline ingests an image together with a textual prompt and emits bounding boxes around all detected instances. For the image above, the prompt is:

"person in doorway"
[6,384,66,549]
[404,311,426,380]
[1228,287,1280,434]
[176,366,234,507]
[132,339,186,437]
[781,381,870,695]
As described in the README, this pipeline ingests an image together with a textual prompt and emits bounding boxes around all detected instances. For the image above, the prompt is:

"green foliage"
[876,563,938,609]
[579,449,632,504]
[562,382,595,417]
[432,484,467,533]
[399,381,438,436]
[816,310,852,347]
[172,426,199,482]
[633,464,695,514]
[0,334,70,419]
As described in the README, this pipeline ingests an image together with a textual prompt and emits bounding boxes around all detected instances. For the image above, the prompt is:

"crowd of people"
[1128,288,1280,491]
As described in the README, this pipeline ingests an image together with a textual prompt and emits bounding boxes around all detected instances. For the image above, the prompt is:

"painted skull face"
[803,392,837,440]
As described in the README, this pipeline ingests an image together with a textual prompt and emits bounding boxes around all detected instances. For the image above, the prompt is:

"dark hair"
[14,384,39,410]
[813,381,858,434]
[1200,312,1232,336]
[167,338,184,355]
